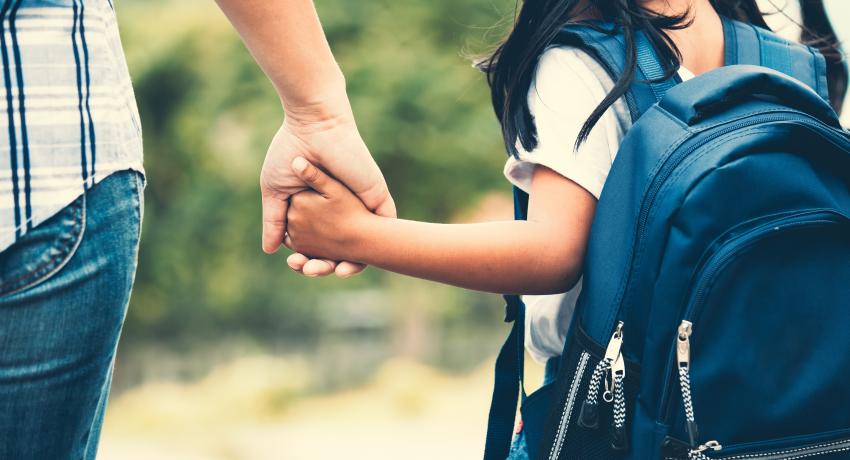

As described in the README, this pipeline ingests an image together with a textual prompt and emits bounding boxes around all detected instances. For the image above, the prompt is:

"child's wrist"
[344,212,380,263]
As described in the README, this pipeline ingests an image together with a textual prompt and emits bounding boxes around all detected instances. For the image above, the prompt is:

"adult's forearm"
[350,217,583,295]
[215,0,347,114]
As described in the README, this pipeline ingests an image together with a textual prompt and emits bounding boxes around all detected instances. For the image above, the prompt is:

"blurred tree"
[117,0,514,349]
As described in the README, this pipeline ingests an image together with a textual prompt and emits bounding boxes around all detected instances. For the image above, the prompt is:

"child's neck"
[643,0,725,75]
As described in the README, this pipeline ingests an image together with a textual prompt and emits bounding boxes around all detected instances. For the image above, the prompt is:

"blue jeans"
[507,358,561,460]
[0,171,143,459]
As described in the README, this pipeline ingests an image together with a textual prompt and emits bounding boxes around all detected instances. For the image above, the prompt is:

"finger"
[261,192,289,254]
[283,233,294,250]
[292,157,345,197]
[372,191,397,218]
[302,259,337,277]
[287,252,309,272]
[335,261,367,278]
[352,177,396,218]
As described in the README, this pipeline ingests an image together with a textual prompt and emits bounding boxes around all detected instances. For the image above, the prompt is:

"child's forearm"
[349,216,583,295]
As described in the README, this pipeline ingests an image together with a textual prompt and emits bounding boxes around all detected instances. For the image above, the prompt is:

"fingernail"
[292,157,308,173]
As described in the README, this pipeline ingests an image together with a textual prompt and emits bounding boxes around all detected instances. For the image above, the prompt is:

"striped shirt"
[0,0,143,253]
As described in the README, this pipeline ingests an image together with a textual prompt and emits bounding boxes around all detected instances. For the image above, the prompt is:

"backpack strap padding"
[725,19,831,103]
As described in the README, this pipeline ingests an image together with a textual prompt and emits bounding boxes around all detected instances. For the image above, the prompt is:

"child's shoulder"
[531,45,616,108]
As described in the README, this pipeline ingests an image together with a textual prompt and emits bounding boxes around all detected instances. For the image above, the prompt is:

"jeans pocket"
[0,195,86,298]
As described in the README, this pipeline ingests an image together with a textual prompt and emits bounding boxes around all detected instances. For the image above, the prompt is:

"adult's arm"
[215,0,344,110]
[215,0,396,276]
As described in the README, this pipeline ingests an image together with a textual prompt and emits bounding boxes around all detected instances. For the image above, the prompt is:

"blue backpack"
[484,17,850,460]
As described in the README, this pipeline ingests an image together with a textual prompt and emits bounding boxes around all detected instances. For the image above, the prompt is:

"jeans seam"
[0,195,87,298]
[132,170,144,224]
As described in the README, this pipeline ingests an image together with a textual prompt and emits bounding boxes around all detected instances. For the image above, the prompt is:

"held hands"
[285,157,373,264]
[260,99,395,277]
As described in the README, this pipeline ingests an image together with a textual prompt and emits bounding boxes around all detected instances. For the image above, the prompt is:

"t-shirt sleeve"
[503,47,629,200]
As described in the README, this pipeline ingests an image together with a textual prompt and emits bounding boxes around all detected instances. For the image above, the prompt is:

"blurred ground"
[99,356,545,460]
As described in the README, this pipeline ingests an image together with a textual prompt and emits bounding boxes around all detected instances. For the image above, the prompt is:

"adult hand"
[287,157,374,262]
[260,96,396,277]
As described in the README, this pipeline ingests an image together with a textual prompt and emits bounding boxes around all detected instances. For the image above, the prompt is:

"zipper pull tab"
[578,322,624,430]
[688,440,723,460]
[610,352,628,451]
[695,440,722,453]
[604,322,625,362]
[677,320,692,370]
[602,322,625,403]
[677,320,699,448]
[688,441,723,460]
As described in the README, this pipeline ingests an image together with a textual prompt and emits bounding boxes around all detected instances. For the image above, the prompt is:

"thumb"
[372,191,397,218]
[292,157,342,197]
[261,190,289,254]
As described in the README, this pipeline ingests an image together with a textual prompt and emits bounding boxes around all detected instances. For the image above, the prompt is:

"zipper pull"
[688,440,722,460]
[578,322,624,430]
[602,322,625,403]
[677,320,699,448]
[610,352,628,451]
[605,322,625,362]
[695,440,722,453]
[677,320,692,371]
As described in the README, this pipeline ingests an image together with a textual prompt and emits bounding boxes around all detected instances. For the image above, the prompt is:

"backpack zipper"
[659,210,849,453]
[596,113,849,344]
[578,321,628,450]
[610,351,628,450]
[675,321,723,459]
[578,322,625,430]
[714,438,850,459]
[576,322,631,450]
[676,320,699,448]
[549,351,591,460]
[672,437,850,459]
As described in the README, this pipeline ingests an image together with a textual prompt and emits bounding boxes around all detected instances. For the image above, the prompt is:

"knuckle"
[289,192,305,208]
[288,211,301,226]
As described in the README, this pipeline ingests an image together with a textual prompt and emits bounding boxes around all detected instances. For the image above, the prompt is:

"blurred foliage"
[115,0,850,354]
[116,0,515,349]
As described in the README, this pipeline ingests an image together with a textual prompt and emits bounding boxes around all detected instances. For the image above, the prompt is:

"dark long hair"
[481,0,847,156]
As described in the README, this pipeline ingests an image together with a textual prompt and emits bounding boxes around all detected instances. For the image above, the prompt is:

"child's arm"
[286,157,596,295]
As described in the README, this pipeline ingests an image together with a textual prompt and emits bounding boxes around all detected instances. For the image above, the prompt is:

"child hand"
[287,157,373,263]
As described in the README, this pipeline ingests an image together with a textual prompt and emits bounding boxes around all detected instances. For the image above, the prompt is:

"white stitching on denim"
[0,194,86,298]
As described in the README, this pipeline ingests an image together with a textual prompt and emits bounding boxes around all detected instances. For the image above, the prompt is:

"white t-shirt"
[503,46,695,364]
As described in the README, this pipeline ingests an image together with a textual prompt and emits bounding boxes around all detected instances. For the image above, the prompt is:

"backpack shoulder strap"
[553,22,680,122]
[723,18,831,103]
[483,187,529,460]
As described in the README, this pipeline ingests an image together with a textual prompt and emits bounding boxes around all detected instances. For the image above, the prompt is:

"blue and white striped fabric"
[0,0,143,253]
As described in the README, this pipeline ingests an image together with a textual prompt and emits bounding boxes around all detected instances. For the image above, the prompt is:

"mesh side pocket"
[547,340,639,460]
[556,364,634,460]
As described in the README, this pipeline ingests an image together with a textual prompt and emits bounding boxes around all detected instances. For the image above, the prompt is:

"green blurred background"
[99,1,848,459]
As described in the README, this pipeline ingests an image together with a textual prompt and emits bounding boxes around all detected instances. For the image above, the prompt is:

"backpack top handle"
[659,65,840,126]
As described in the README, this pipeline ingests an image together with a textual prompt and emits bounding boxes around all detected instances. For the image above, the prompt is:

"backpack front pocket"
[658,210,850,459]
